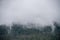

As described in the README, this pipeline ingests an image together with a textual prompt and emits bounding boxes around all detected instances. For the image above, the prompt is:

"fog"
[0,0,59,28]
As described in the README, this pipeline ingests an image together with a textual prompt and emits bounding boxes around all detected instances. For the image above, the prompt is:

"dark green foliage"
[0,25,9,40]
[54,22,60,40]
[42,26,52,32]
[11,24,41,36]
[1,23,60,40]
[0,25,8,35]
[10,24,56,40]
[11,24,24,36]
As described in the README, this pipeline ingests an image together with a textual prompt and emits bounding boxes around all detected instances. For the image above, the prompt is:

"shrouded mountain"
[0,23,60,40]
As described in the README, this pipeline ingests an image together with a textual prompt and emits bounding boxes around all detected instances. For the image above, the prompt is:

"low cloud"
[0,0,59,27]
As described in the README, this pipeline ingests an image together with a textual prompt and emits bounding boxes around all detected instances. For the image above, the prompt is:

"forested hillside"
[0,23,60,40]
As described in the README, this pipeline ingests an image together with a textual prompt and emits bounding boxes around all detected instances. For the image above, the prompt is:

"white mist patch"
[0,0,58,27]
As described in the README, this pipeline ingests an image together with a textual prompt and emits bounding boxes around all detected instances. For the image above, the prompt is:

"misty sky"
[0,0,59,26]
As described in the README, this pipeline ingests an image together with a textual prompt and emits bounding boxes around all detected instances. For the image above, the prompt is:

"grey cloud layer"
[0,0,59,26]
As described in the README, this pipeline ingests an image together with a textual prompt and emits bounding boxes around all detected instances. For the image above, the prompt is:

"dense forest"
[0,22,60,40]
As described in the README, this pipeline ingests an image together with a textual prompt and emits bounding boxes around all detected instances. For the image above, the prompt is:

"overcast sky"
[0,0,59,26]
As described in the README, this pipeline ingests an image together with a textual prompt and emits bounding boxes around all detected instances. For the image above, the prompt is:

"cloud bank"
[0,0,59,27]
